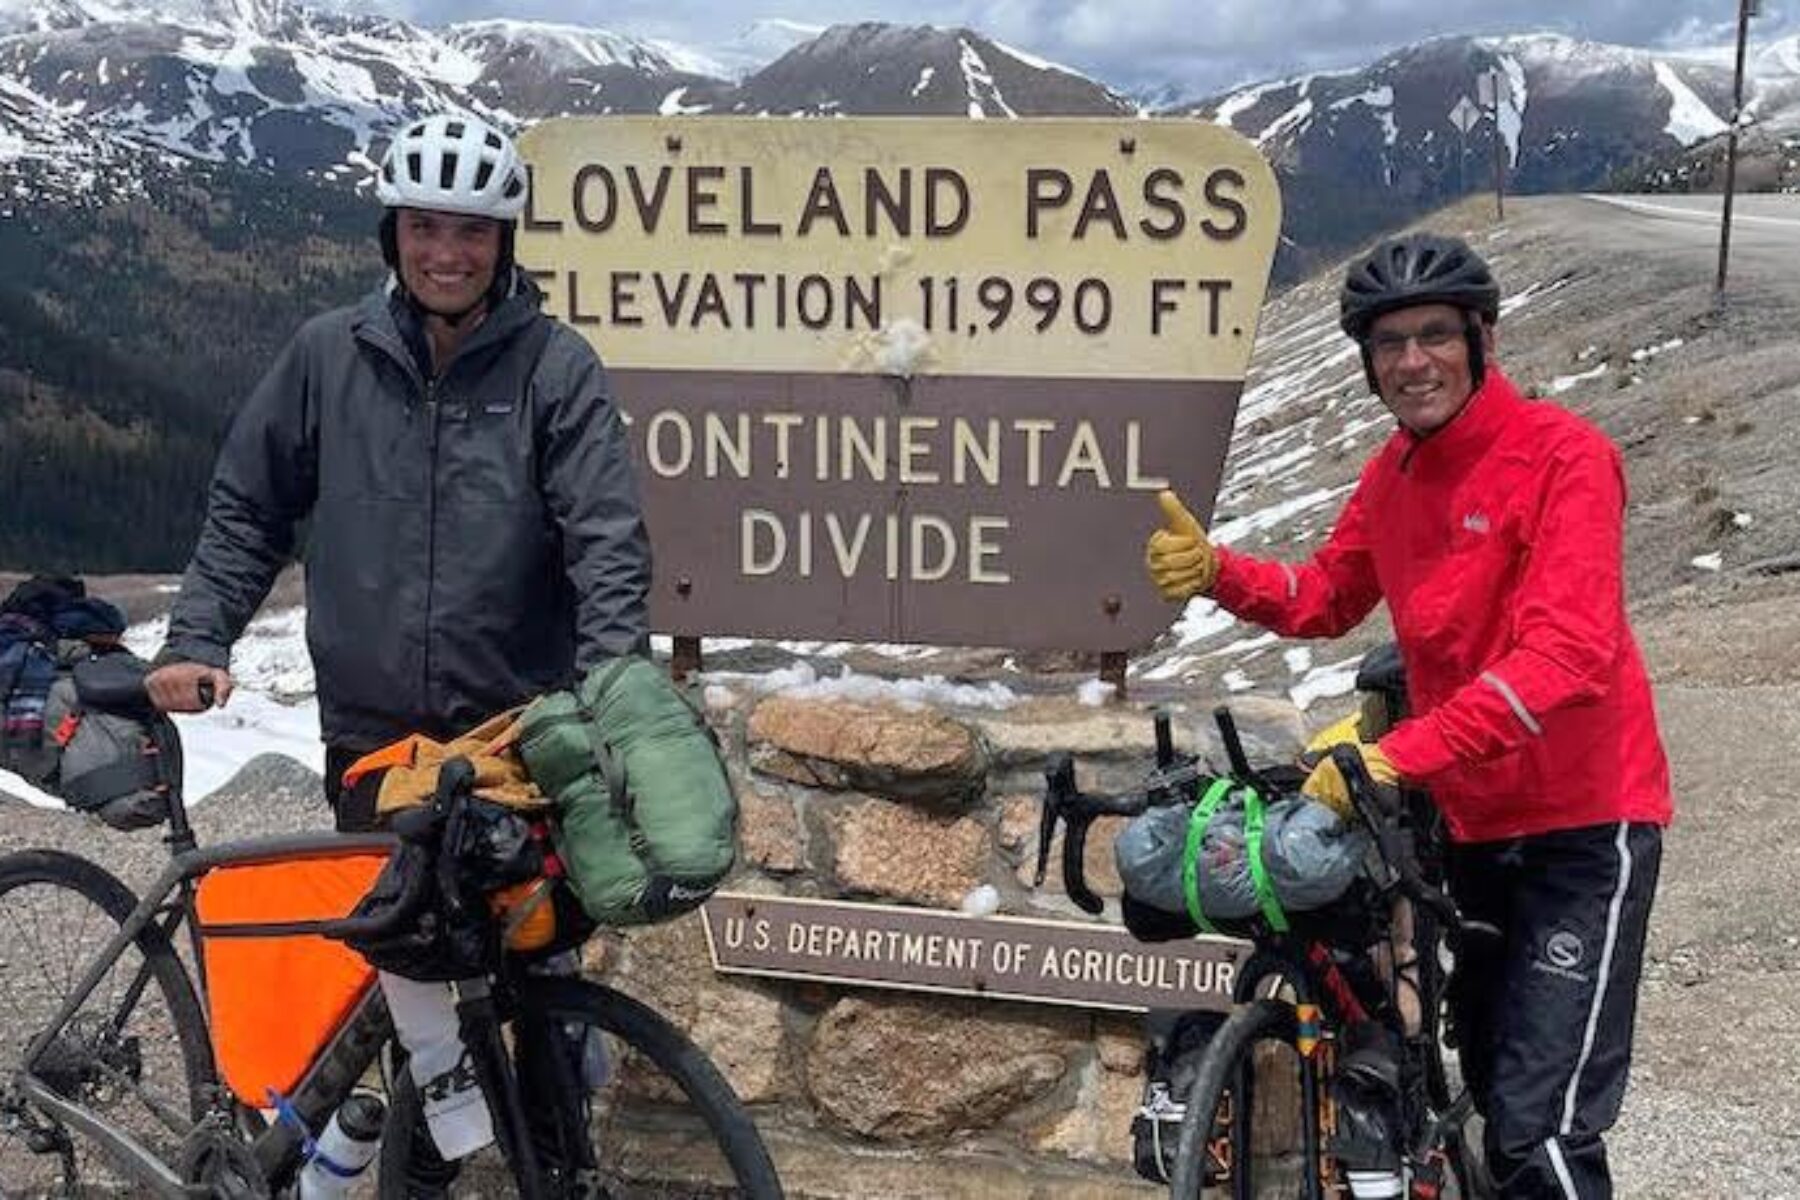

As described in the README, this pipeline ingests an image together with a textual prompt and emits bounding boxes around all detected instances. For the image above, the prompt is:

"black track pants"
[1447,821,1662,1200]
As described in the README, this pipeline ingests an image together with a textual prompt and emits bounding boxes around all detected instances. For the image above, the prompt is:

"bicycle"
[0,656,784,1198]
[1035,653,1493,1200]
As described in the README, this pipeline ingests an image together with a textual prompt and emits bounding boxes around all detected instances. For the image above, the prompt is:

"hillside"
[0,164,377,568]
[4,8,1800,568]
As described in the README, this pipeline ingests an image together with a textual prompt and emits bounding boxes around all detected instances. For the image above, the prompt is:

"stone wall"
[584,680,1310,1198]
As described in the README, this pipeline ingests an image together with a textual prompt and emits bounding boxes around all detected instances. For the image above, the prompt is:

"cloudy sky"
[331,1,1796,95]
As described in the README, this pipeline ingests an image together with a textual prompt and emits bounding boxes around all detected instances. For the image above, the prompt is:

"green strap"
[1242,789,1291,933]
[1181,779,1237,934]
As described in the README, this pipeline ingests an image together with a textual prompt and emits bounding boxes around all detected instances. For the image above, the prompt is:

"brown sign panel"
[518,117,1281,650]
[700,893,1249,1013]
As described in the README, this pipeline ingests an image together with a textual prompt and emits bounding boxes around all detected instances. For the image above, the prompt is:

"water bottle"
[297,1091,385,1199]
[379,971,495,1160]
[1344,1168,1405,1198]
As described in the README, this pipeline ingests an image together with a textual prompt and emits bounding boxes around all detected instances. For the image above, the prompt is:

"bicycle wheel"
[379,975,782,1198]
[0,849,214,1196]
[1415,920,1494,1200]
[1169,998,1325,1200]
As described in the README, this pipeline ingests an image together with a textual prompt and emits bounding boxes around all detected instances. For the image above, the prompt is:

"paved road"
[1572,192,1800,291]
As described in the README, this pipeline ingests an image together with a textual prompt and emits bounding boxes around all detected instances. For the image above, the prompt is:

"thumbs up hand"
[1145,490,1220,601]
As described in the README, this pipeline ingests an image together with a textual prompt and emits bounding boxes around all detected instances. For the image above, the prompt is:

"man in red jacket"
[1147,233,1670,1198]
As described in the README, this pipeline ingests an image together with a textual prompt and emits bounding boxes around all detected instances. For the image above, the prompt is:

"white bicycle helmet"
[377,113,528,221]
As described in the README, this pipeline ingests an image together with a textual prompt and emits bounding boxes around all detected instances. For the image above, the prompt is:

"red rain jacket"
[1211,370,1673,843]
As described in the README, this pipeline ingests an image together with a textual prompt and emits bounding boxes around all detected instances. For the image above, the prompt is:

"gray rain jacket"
[163,272,651,750]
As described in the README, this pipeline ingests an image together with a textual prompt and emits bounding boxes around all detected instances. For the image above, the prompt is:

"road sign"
[519,117,1281,651]
[1448,95,1481,135]
[701,892,1248,1013]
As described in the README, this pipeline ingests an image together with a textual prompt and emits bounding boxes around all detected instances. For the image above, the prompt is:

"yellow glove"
[1144,490,1220,601]
[1301,734,1399,821]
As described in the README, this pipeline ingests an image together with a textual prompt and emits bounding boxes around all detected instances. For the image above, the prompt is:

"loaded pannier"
[0,575,166,831]
[517,656,737,926]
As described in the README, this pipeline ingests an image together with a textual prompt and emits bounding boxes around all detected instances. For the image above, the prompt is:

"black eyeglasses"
[1366,322,1465,361]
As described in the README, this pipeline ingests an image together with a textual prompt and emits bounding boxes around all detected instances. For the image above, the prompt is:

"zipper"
[424,376,440,720]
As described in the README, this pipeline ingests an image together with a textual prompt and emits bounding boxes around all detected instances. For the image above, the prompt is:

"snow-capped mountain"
[8,2,1797,212]
[0,7,1132,206]
[723,22,1131,117]
[1173,32,1794,272]
[692,19,826,81]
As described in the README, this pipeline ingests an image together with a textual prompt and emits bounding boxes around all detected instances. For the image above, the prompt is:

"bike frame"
[15,828,395,1198]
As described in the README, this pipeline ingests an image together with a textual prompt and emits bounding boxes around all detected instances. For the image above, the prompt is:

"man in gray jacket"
[147,112,651,830]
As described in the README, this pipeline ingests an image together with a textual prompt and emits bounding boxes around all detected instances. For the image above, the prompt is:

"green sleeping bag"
[518,656,738,925]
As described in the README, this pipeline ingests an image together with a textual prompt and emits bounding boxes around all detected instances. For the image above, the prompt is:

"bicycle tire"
[0,848,214,1195]
[1168,998,1315,1200]
[1413,914,1494,1200]
[379,975,783,1199]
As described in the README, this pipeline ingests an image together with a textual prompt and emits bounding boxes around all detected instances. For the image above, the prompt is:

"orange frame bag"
[194,850,390,1106]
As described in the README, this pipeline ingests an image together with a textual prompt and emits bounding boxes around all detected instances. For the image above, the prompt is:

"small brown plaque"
[700,892,1249,1013]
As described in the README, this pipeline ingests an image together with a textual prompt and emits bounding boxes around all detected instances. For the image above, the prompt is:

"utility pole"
[1716,0,1758,299]
[1477,69,1510,220]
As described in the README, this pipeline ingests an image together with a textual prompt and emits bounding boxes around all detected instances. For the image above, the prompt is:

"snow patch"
[1329,85,1397,146]
[658,86,708,116]
[700,660,1020,710]
[1652,62,1728,144]
[1288,657,1362,710]
[1549,363,1608,394]
[958,38,1015,119]
[1254,97,1313,148]
[1630,337,1684,362]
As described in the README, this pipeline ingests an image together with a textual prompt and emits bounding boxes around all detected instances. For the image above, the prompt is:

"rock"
[996,793,1040,862]
[1095,1017,1145,1074]
[684,977,793,1104]
[975,698,1161,772]
[746,695,988,805]
[605,907,796,1103]
[672,1125,1162,1199]
[192,753,330,842]
[805,995,1082,1140]
[1031,1055,1144,1167]
[829,800,988,907]
[975,695,1309,789]
[738,788,805,875]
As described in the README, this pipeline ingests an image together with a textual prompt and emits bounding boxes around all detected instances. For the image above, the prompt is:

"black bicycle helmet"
[1340,233,1502,394]
[1338,233,1500,339]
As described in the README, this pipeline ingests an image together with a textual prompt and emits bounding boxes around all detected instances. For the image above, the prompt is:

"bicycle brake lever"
[1062,814,1103,914]
[1330,744,1408,884]
[1038,754,1104,913]
[1036,754,1073,887]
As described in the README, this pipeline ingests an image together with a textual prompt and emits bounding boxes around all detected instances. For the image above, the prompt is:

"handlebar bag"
[1115,787,1369,930]
[195,852,389,1106]
[517,656,738,926]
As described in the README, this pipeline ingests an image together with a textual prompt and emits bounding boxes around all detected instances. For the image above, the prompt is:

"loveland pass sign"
[518,117,1281,650]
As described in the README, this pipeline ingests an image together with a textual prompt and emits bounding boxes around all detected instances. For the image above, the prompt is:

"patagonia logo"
[1461,511,1491,535]
[482,401,515,415]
